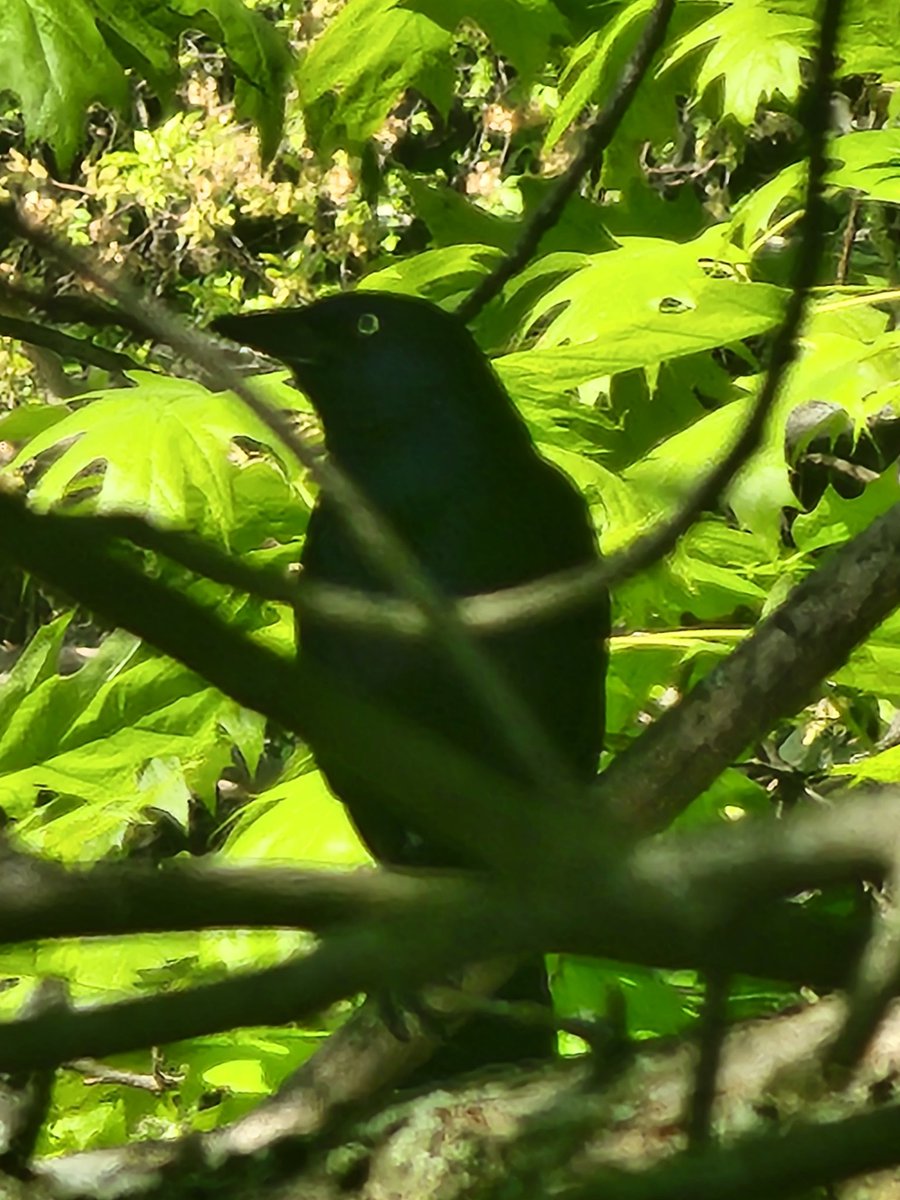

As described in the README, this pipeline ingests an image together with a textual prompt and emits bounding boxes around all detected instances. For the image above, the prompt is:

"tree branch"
[5,785,899,1071]
[0,314,139,374]
[598,501,900,832]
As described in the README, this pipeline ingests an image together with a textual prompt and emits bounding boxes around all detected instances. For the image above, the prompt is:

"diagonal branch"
[598,499,900,832]
[3,483,900,867]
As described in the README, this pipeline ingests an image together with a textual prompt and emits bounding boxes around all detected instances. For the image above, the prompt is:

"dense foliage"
[0,0,898,1177]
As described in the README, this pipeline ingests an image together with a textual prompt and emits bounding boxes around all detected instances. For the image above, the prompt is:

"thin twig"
[64,1058,182,1093]
[836,193,860,283]
[825,858,900,1075]
[687,971,731,1149]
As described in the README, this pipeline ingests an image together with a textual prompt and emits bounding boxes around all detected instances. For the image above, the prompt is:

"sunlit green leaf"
[662,0,815,125]
[5,372,307,549]
[297,0,453,153]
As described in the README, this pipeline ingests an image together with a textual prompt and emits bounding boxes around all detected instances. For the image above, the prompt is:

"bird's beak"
[211,309,339,369]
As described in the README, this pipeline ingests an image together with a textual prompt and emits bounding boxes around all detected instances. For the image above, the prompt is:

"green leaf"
[0,614,72,739]
[552,955,698,1037]
[662,0,815,126]
[840,0,900,78]
[0,0,128,169]
[673,767,770,828]
[175,1029,320,1116]
[602,309,900,542]
[0,629,142,777]
[164,0,292,161]
[297,0,454,154]
[218,704,266,777]
[0,633,242,858]
[84,0,182,92]
[606,624,745,737]
[793,472,900,555]
[832,743,900,784]
[361,244,503,306]
[734,130,900,247]
[546,0,656,149]
[730,162,805,248]
[0,403,72,441]
[43,1096,128,1156]
[623,391,790,542]
[788,325,900,427]
[827,129,900,206]
[221,769,369,866]
[404,174,616,256]
[537,444,651,547]
[495,236,787,400]
[837,611,900,702]
[675,523,772,605]
[400,0,568,81]
[404,176,524,251]
[0,0,289,168]
[5,372,306,548]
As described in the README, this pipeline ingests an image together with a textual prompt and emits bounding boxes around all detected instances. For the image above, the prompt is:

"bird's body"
[301,395,604,864]
[213,292,608,1068]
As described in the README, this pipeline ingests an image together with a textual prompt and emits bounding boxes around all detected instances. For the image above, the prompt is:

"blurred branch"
[558,1104,900,1200]
[5,784,900,1071]
[0,314,138,373]
[826,859,900,1075]
[0,981,61,1178]
[686,971,731,1149]
[0,277,149,334]
[1,787,896,950]
[2,485,900,877]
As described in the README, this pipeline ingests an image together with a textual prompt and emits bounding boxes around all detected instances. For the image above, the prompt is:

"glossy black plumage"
[213,292,608,1069]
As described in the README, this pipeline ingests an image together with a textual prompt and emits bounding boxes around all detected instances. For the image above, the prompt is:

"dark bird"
[213,292,609,1072]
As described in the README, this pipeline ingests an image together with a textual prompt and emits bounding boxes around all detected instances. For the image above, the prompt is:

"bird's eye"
[357,313,380,336]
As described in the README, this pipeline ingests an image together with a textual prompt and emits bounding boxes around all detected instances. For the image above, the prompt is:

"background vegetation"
[0,0,898,1193]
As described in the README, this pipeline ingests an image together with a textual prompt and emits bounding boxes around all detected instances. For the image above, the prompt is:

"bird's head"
[212,292,525,454]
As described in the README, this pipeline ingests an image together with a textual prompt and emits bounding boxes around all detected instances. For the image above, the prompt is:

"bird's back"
[300,438,606,867]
